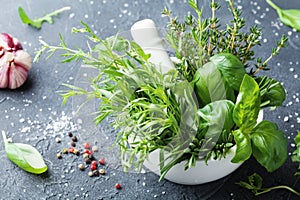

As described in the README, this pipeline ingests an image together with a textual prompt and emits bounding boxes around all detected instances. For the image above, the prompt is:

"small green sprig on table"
[34,0,288,181]
[18,6,70,29]
[238,131,300,197]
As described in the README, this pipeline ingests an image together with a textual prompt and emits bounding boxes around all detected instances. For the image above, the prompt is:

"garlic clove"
[0,62,9,88]
[0,51,32,89]
[0,33,14,51]
[14,50,32,71]
[8,62,28,89]
[0,33,32,89]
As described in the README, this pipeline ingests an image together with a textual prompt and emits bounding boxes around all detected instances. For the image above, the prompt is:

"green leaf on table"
[210,53,246,91]
[2,131,48,174]
[255,76,286,108]
[266,0,300,31]
[18,6,71,29]
[231,129,252,163]
[237,173,263,193]
[233,74,261,133]
[251,121,288,172]
[238,173,300,196]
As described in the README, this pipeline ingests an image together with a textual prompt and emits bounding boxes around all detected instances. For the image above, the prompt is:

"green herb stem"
[228,0,238,52]
[2,131,7,144]
[266,0,280,11]
[46,6,71,18]
[256,185,300,196]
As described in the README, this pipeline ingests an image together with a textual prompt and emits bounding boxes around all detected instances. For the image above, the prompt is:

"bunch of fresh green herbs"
[34,0,289,181]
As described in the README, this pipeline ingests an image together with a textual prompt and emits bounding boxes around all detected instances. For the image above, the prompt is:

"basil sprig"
[231,75,288,172]
[2,131,48,174]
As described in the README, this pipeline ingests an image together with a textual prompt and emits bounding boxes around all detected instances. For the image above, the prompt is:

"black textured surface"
[0,0,299,200]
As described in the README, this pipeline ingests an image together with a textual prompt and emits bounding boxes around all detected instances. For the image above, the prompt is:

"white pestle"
[130,19,174,73]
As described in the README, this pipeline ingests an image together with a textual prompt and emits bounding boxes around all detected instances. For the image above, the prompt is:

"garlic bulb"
[0,33,32,89]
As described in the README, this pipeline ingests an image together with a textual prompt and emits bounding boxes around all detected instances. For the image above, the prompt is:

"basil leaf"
[267,0,300,31]
[210,53,246,91]
[197,100,234,143]
[2,131,48,174]
[193,62,228,106]
[255,76,286,108]
[252,121,288,172]
[233,74,260,133]
[231,129,252,163]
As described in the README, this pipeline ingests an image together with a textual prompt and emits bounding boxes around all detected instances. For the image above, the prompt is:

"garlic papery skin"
[0,33,32,89]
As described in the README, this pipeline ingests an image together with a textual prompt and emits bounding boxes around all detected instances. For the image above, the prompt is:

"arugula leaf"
[252,121,288,172]
[2,131,48,174]
[233,74,261,133]
[266,0,300,31]
[231,129,252,163]
[18,6,71,29]
[255,76,286,108]
[210,53,246,91]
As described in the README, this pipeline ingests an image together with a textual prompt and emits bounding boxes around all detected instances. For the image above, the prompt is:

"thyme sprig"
[163,0,287,80]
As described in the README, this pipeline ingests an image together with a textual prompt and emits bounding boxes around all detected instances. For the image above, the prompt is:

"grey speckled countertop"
[0,0,299,200]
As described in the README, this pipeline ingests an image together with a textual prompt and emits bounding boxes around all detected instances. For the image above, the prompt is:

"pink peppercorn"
[83,142,90,149]
[115,183,122,190]
[99,158,105,165]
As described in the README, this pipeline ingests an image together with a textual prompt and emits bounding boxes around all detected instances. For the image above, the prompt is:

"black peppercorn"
[67,132,73,137]
[85,158,91,164]
[93,170,100,176]
[88,154,94,160]
[72,136,78,142]
[71,141,76,147]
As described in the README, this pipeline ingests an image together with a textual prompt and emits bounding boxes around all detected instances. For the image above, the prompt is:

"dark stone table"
[0,0,299,199]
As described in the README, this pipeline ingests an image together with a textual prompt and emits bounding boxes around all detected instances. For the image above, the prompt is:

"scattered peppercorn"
[92,145,98,152]
[83,142,90,149]
[83,153,89,159]
[99,158,105,165]
[115,183,122,190]
[88,171,93,177]
[55,137,61,143]
[83,149,89,154]
[57,153,62,159]
[88,154,94,160]
[72,136,78,142]
[99,168,105,175]
[91,160,97,166]
[78,163,85,171]
[67,132,73,137]
[73,149,80,155]
[85,158,91,164]
[69,147,75,153]
[93,170,100,176]
[71,141,76,147]
[90,164,97,171]
[62,148,68,154]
